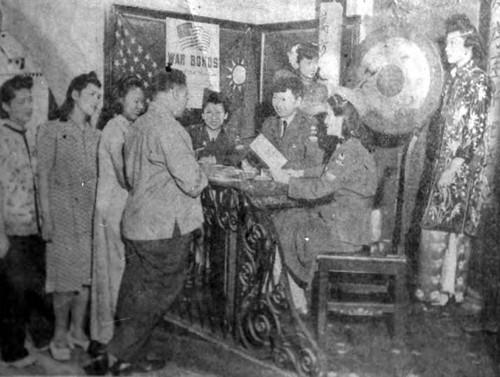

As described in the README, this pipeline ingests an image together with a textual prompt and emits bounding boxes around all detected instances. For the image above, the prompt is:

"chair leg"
[316,267,328,348]
[393,269,406,340]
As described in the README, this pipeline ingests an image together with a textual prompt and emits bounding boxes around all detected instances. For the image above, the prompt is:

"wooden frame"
[104,5,320,107]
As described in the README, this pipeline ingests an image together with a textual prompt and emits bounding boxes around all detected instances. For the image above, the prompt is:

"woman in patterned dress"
[90,76,144,344]
[38,72,102,360]
[416,14,493,306]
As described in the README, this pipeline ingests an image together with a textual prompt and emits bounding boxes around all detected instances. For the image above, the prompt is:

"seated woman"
[271,95,378,310]
[187,91,238,166]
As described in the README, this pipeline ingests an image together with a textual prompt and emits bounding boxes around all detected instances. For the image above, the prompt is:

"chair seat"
[327,301,395,316]
[336,282,389,295]
[317,252,407,275]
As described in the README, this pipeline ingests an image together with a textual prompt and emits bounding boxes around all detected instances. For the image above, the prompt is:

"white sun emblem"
[227,59,246,91]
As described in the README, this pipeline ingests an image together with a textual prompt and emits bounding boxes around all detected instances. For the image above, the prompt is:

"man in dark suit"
[260,77,323,170]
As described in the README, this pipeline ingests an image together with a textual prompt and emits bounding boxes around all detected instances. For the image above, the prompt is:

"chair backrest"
[368,137,413,259]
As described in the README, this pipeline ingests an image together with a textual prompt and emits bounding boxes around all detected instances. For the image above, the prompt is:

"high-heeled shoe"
[109,358,166,376]
[67,333,90,351]
[49,341,71,361]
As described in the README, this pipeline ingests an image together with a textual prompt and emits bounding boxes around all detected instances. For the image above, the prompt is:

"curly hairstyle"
[445,13,485,65]
[111,75,144,115]
[58,71,101,121]
[296,42,319,64]
[0,75,33,119]
[203,91,230,117]
[316,94,372,163]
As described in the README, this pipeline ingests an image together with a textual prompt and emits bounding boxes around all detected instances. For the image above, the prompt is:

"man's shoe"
[87,340,107,358]
[6,353,37,368]
[110,358,166,376]
[83,353,109,376]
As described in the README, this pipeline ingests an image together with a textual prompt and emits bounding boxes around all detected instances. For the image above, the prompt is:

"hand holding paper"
[270,169,291,184]
[270,168,304,184]
[249,134,288,170]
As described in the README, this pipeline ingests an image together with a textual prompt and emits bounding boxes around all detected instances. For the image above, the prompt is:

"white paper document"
[249,134,288,170]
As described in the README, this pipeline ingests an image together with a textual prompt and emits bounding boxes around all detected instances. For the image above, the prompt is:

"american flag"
[112,14,161,91]
[177,22,211,52]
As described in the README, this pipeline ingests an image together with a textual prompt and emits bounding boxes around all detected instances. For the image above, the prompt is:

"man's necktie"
[281,119,288,138]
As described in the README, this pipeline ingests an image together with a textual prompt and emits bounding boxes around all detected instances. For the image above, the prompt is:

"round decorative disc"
[347,26,444,135]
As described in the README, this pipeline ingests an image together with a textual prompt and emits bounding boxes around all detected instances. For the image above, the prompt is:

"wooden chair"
[315,241,407,347]
[314,139,415,347]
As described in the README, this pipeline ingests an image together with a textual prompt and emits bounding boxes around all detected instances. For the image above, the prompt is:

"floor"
[0,303,498,377]
[321,302,499,377]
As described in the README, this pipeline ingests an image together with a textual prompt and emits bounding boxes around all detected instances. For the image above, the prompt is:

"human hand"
[199,156,217,165]
[0,233,10,258]
[282,169,304,178]
[241,159,259,174]
[270,169,292,184]
[324,170,337,182]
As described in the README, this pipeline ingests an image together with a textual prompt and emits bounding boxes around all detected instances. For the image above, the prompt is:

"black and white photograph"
[0,0,500,376]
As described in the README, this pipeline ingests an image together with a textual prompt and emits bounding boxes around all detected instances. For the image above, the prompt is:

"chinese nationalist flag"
[220,28,258,140]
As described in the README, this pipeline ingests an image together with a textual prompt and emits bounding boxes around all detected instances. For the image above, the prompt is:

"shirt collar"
[450,59,475,78]
[2,118,27,134]
[149,100,176,120]
[68,117,89,132]
[206,127,222,141]
[282,112,297,125]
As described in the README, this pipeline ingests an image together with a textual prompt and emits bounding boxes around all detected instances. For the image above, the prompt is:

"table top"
[201,164,298,209]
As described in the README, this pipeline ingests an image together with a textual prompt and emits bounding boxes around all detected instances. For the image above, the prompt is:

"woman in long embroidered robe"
[417,14,493,306]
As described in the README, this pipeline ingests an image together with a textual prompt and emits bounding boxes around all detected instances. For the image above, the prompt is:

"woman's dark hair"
[295,42,323,82]
[203,91,230,116]
[328,94,364,140]
[112,75,144,115]
[316,94,372,163]
[58,71,101,121]
[296,42,319,64]
[445,13,485,65]
[0,75,33,119]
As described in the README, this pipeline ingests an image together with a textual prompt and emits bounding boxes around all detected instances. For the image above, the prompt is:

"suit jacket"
[260,111,323,169]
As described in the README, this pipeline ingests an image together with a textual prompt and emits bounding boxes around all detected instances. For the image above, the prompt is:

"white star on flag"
[112,14,162,93]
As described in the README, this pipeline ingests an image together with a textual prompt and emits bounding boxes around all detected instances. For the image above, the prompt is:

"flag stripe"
[112,13,163,93]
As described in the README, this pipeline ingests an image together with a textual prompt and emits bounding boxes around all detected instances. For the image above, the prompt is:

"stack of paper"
[249,135,288,170]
